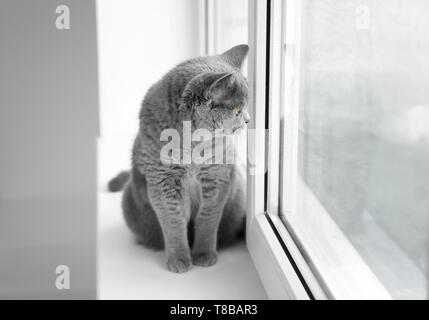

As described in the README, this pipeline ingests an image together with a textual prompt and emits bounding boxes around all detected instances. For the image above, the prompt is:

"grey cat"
[108,44,250,273]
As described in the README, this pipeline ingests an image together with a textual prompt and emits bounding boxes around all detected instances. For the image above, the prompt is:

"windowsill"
[97,136,267,300]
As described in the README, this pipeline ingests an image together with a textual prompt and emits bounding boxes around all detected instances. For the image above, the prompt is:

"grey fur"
[109,45,250,273]
[107,171,130,192]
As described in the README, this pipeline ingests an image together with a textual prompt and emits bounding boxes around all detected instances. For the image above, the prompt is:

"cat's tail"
[107,170,130,192]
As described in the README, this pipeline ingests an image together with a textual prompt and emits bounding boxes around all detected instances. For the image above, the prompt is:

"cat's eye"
[234,108,241,116]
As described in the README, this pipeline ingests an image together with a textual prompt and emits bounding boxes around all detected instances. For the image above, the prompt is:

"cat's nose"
[243,111,251,124]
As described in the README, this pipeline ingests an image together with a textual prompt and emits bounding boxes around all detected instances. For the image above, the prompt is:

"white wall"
[97,0,204,144]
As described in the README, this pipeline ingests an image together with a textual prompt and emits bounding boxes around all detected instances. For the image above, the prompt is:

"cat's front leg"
[146,171,191,273]
[192,169,231,267]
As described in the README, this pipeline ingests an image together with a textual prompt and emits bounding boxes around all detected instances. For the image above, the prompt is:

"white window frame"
[246,0,326,300]
[204,0,393,300]
[246,0,392,300]
[204,0,217,55]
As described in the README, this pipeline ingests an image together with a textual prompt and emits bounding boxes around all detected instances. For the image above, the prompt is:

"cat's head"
[182,44,250,135]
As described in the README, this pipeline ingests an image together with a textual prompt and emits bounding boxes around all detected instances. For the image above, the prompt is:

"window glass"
[214,0,248,54]
[213,0,249,162]
[282,0,429,299]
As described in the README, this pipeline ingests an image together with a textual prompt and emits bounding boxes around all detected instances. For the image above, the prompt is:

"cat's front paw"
[166,254,191,273]
[192,250,218,267]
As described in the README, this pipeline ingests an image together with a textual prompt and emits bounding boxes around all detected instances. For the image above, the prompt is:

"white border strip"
[205,0,217,55]
[246,0,267,230]
[266,0,282,216]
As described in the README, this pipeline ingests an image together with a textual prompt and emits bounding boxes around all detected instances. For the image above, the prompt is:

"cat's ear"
[182,72,233,106]
[220,44,249,69]
[201,72,233,90]
[206,72,235,104]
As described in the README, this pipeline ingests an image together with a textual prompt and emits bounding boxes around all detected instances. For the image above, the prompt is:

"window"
[207,0,248,55]
[247,0,429,300]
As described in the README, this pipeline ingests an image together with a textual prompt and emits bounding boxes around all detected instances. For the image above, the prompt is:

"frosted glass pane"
[288,0,429,299]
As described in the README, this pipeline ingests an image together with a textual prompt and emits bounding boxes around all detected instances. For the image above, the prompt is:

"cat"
[108,44,250,273]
